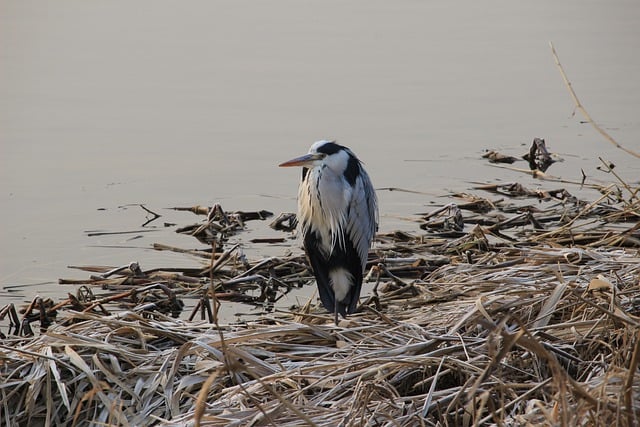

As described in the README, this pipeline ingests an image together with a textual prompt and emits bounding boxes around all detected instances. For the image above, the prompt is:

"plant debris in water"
[1,153,639,426]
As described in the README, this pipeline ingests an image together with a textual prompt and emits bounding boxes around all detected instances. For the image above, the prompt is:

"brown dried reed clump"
[1,178,639,426]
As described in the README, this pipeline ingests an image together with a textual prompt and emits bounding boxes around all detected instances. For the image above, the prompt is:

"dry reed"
[2,173,639,426]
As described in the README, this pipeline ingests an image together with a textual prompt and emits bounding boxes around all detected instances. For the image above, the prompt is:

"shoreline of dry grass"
[2,238,639,425]
[2,165,639,426]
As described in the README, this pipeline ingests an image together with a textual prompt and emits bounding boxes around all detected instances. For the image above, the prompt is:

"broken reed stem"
[139,204,161,219]
[196,235,278,427]
[194,238,224,427]
[487,164,605,190]
[625,330,640,427]
[209,241,219,324]
[529,188,613,242]
[598,157,638,202]
[549,41,640,159]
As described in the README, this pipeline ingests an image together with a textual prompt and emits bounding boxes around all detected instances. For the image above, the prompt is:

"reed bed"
[1,176,639,426]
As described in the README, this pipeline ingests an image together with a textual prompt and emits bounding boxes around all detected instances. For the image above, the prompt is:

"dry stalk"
[549,41,640,159]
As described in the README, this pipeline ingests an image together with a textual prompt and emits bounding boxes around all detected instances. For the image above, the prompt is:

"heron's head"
[279,140,354,174]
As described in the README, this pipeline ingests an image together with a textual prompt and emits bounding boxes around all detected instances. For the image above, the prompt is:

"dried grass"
[2,175,639,426]
[2,240,639,425]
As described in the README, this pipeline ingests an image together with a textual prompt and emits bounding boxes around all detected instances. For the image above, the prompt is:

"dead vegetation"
[1,166,639,426]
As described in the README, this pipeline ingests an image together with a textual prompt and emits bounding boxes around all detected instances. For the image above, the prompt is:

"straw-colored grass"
[2,243,639,426]
[2,177,639,426]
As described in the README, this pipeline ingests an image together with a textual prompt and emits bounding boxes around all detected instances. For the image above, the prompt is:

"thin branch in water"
[549,41,640,159]
[487,163,605,190]
[139,204,162,226]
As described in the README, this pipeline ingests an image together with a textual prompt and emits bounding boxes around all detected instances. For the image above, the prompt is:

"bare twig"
[598,157,638,202]
[550,42,640,159]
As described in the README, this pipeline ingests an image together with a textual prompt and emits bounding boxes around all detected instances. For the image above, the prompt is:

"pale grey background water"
[1,0,639,319]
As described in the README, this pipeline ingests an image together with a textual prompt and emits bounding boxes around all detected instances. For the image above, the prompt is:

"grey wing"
[346,166,378,271]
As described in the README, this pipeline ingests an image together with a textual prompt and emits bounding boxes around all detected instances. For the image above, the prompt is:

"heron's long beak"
[279,153,324,167]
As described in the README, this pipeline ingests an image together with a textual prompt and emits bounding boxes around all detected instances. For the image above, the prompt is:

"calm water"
[1,0,639,319]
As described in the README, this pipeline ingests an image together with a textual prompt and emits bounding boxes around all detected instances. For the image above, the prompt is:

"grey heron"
[279,140,378,323]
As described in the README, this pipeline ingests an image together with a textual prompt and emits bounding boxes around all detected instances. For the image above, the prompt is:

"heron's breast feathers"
[298,167,376,270]
[298,170,349,256]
